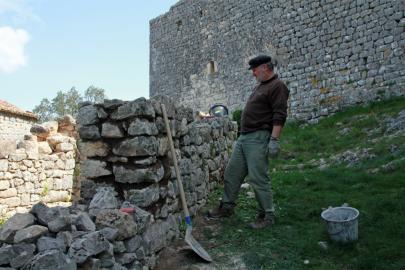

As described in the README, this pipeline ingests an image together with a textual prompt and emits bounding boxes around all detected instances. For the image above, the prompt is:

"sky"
[0,0,179,111]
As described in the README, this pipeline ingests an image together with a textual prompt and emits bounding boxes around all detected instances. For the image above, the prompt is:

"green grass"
[204,97,405,270]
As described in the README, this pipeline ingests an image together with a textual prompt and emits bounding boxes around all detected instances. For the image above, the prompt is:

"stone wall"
[0,112,37,141]
[150,0,405,122]
[0,116,77,218]
[73,96,236,269]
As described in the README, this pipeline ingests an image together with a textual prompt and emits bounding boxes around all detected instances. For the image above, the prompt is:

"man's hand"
[268,137,280,158]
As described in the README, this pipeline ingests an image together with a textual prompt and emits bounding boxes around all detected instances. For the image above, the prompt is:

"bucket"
[321,206,359,243]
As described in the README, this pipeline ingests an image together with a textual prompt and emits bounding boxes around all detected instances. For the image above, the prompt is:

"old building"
[150,0,405,121]
[0,100,38,141]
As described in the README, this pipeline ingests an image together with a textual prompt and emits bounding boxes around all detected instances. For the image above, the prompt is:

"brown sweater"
[241,75,289,134]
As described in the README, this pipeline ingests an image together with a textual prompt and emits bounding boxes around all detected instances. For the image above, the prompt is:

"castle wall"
[150,0,405,121]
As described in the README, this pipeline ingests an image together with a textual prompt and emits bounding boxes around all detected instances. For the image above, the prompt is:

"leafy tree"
[84,85,106,103]
[33,86,107,123]
[33,98,54,123]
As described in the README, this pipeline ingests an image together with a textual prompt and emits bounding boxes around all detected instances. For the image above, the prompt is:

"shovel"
[161,103,213,263]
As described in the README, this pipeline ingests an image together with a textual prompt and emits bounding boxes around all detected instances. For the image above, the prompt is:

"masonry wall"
[76,96,237,268]
[0,112,37,141]
[150,0,405,121]
[0,117,77,218]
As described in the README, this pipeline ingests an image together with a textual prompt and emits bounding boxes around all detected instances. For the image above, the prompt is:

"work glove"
[268,137,280,158]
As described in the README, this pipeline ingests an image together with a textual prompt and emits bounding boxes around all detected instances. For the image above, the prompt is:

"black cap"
[248,55,272,70]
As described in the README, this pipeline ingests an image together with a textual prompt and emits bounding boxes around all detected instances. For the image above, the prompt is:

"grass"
[204,97,405,270]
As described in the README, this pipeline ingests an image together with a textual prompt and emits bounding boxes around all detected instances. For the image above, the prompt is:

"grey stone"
[128,119,159,136]
[37,236,66,252]
[78,125,101,140]
[31,202,70,226]
[89,187,118,215]
[113,241,127,254]
[124,184,160,208]
[13,225,49,243]
[68,231,110,264]
[95,209,137,241]
[102,99,125,110]
[111,97,155,120]
[30,124,50,139]
[133,156,157,165]
[99,227,119,242]
[81,159,112,179]
[10,243,36,268]
[112,136,158,157]
[77,105,99,126]
[124,235,143,253]
[0,245,13,265]
[22,249,76,270]
[78,140,110,157]
[48,215,72,233]
[142,220,170,253]
[75,212,96,232]
[115,253,137,265]
[0,213,35,243]
[113,163,164,184]
[101,122,125,138]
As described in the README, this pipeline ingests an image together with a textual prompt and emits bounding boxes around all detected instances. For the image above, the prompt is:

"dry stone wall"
[4,96,234,270]
[150,0,405,122]
[0,116,77,219]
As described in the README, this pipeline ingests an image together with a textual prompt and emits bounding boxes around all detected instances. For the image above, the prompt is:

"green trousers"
[222,130,274,214]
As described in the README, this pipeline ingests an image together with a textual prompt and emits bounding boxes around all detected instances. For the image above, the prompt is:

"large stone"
[142,220,171,253]
[101,122,124,138]
[111,97,155,120]
[75,212,96,232]
[113,163,164,184]
[37,236,66,252]
[31,202,69,226]
[17,140,39,159]
[78,125,101,140]
[22,249,76,270]
[30,124,50,140]
[0,140,16,159]
[55,142,74,152]
[77,105,99,126]
[9,243,36,268]
[112,136,158,157]
[38,142,53,155]
[81,159,112,178]
[13,225,49,243]
[0,213,35,243]
[0,188,17,198]
[102,99,125,110]
[0,245,13,265]
[78,140,110,157]
[124,184,160,208]
[68,231,110,264]
[46,134,70,148]
[47,215,72,233]
[89,187,118,216]
[95,209,137,241]
[127,119,159,136]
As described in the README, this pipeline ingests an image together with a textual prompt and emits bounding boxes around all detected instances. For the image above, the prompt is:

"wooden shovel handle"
[161,104,190,220]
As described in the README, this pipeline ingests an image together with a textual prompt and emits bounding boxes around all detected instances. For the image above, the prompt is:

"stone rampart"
[150,0,405,122]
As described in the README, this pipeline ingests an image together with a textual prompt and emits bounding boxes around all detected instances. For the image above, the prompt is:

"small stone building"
[0,100,38,141]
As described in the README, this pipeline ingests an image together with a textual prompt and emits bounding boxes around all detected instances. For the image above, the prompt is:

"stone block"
[0,188,17,198]
[0,160,8,172]
[113,163,164,184]
[112,136,158,157]
[13,225,49,243]
[78,140,110,157]
[101,122,124,138]
[77,104,99,126]
[81,159,112,179]
[124,184,160,208]
[95,209,137,241]
[111,97,155,120]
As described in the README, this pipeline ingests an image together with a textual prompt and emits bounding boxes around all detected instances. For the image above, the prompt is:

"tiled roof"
[0,99,38,120]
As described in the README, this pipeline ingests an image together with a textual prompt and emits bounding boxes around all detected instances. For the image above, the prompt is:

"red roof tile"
[0,99,38,120]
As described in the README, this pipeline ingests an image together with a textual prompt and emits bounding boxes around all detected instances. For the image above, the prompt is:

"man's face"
[252,64,268,82]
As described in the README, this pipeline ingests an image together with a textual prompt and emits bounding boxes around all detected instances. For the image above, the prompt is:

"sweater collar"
[260,74,278,85]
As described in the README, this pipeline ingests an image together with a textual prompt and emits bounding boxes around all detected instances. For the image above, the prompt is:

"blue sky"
[0,0,178,111]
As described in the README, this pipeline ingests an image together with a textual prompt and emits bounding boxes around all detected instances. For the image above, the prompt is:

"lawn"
[203,97,405,270]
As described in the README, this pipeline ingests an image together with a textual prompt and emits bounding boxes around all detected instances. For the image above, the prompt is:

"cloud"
[0,0,40,23]
[0,26,30,73]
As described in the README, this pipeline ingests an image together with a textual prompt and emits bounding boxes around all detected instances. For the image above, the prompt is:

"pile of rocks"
[0,115,77,218]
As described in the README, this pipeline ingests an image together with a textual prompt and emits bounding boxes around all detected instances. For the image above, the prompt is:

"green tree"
[84,85,106,103]
[51,87,83,118]
[33,98,54,123]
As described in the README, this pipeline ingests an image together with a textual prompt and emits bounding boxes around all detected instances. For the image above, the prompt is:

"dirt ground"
[155,215,247,270]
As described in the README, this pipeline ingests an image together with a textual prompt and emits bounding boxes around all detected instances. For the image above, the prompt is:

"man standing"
[207,55,289,229]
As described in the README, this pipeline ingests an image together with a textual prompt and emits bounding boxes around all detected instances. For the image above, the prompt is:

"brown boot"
[207,202,234,219]
[248,212,275,229]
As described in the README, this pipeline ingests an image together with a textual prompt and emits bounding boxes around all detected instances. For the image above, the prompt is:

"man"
[207,55,289,229]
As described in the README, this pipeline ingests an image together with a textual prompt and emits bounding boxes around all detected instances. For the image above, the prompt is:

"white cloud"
[0,26,30,73]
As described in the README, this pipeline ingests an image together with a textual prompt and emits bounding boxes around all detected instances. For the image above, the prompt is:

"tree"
[33,86,106,123]
[84,86,106,103]
[33,98,54,123]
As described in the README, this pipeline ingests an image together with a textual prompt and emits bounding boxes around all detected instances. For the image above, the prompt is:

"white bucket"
[321,206,359,243]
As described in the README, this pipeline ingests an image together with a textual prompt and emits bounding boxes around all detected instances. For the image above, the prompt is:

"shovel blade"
[185,226,213,262]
